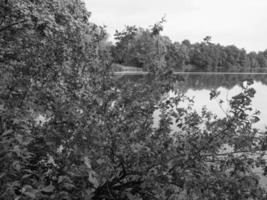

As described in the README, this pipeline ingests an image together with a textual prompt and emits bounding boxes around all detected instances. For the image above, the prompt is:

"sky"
[85,0,267,52]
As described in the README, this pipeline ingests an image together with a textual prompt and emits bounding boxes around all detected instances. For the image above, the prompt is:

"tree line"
[111,24,267,72]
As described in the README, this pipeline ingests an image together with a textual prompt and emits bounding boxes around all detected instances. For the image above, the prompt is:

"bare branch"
[0,19,27,33]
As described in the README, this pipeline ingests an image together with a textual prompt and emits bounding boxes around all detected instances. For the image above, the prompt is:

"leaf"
[63,182,75,190]
[88,171,99,188]
[96,158,105,165]
[41,184,55,193]
[21,185,37,199]
[13,161,21,171]
[84,156,92,169]
[126,192,142,200]
[0,173,6,179]
[22,172,33,180]
[58,175,65,183]
[14,196,21,200]
[24,191,36,199]
[253,116,260,123]
[2,129,13,136]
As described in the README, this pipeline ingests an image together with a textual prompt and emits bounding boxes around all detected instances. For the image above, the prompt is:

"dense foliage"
[0,0,111,199]
[111,18,169,72]
[1,1,267,200]
[112,26,267,72]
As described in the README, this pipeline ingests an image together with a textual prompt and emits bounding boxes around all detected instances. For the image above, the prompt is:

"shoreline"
[113,71,267,75]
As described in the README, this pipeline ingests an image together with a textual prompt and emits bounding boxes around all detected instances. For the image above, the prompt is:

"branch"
[0,19,27,32]
[0,16,6,26]
[202,150,267,158]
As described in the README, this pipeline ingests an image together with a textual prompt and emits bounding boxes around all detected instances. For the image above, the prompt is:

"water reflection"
[174,74,267,186]
[173,74,267,186]
[185,81,267,130]
[115,73,267,187]
[116,73,267,130]
[179,73,267,91]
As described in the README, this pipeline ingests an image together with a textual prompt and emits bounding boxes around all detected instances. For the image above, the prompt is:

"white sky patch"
[85,0,267,52]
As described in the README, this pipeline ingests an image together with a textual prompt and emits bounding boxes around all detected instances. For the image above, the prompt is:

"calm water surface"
[184,80,267,129]
[178,74,267,186]
[149,74,267,130]
[117,73,267,186]
[176,74,267,186]
[117,73,267,129]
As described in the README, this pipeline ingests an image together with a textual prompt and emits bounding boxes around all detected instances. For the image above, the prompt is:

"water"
[178,74,267,187]
[116,73,267,129]
[121,73,267,129]
[115,72,267,187]
[184,80,267,130]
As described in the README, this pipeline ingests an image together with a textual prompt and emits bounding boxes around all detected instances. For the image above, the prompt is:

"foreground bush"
[1,0,267,199]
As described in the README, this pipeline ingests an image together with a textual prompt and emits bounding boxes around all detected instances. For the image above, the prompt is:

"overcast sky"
[85,0,267,52]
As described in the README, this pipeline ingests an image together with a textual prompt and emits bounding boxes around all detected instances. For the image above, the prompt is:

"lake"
[179,73,267,130]
[116,73,267,129]
[115,72,267,187]
[178,74,267,187]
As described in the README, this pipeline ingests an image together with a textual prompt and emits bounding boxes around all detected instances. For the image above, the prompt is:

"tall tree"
[0,0,111,199]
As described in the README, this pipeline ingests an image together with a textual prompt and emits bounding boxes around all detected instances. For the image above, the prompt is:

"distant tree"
[248,52,261,70]
[165,42,185,71]
[257,52,267,69]
[112,25,138,65]
[151,16,166,37]
[112,20,169,71]
[181,39,190,46]
[203,36,212,44]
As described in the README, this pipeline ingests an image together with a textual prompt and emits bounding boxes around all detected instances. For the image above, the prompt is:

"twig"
[0,19,27,32]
